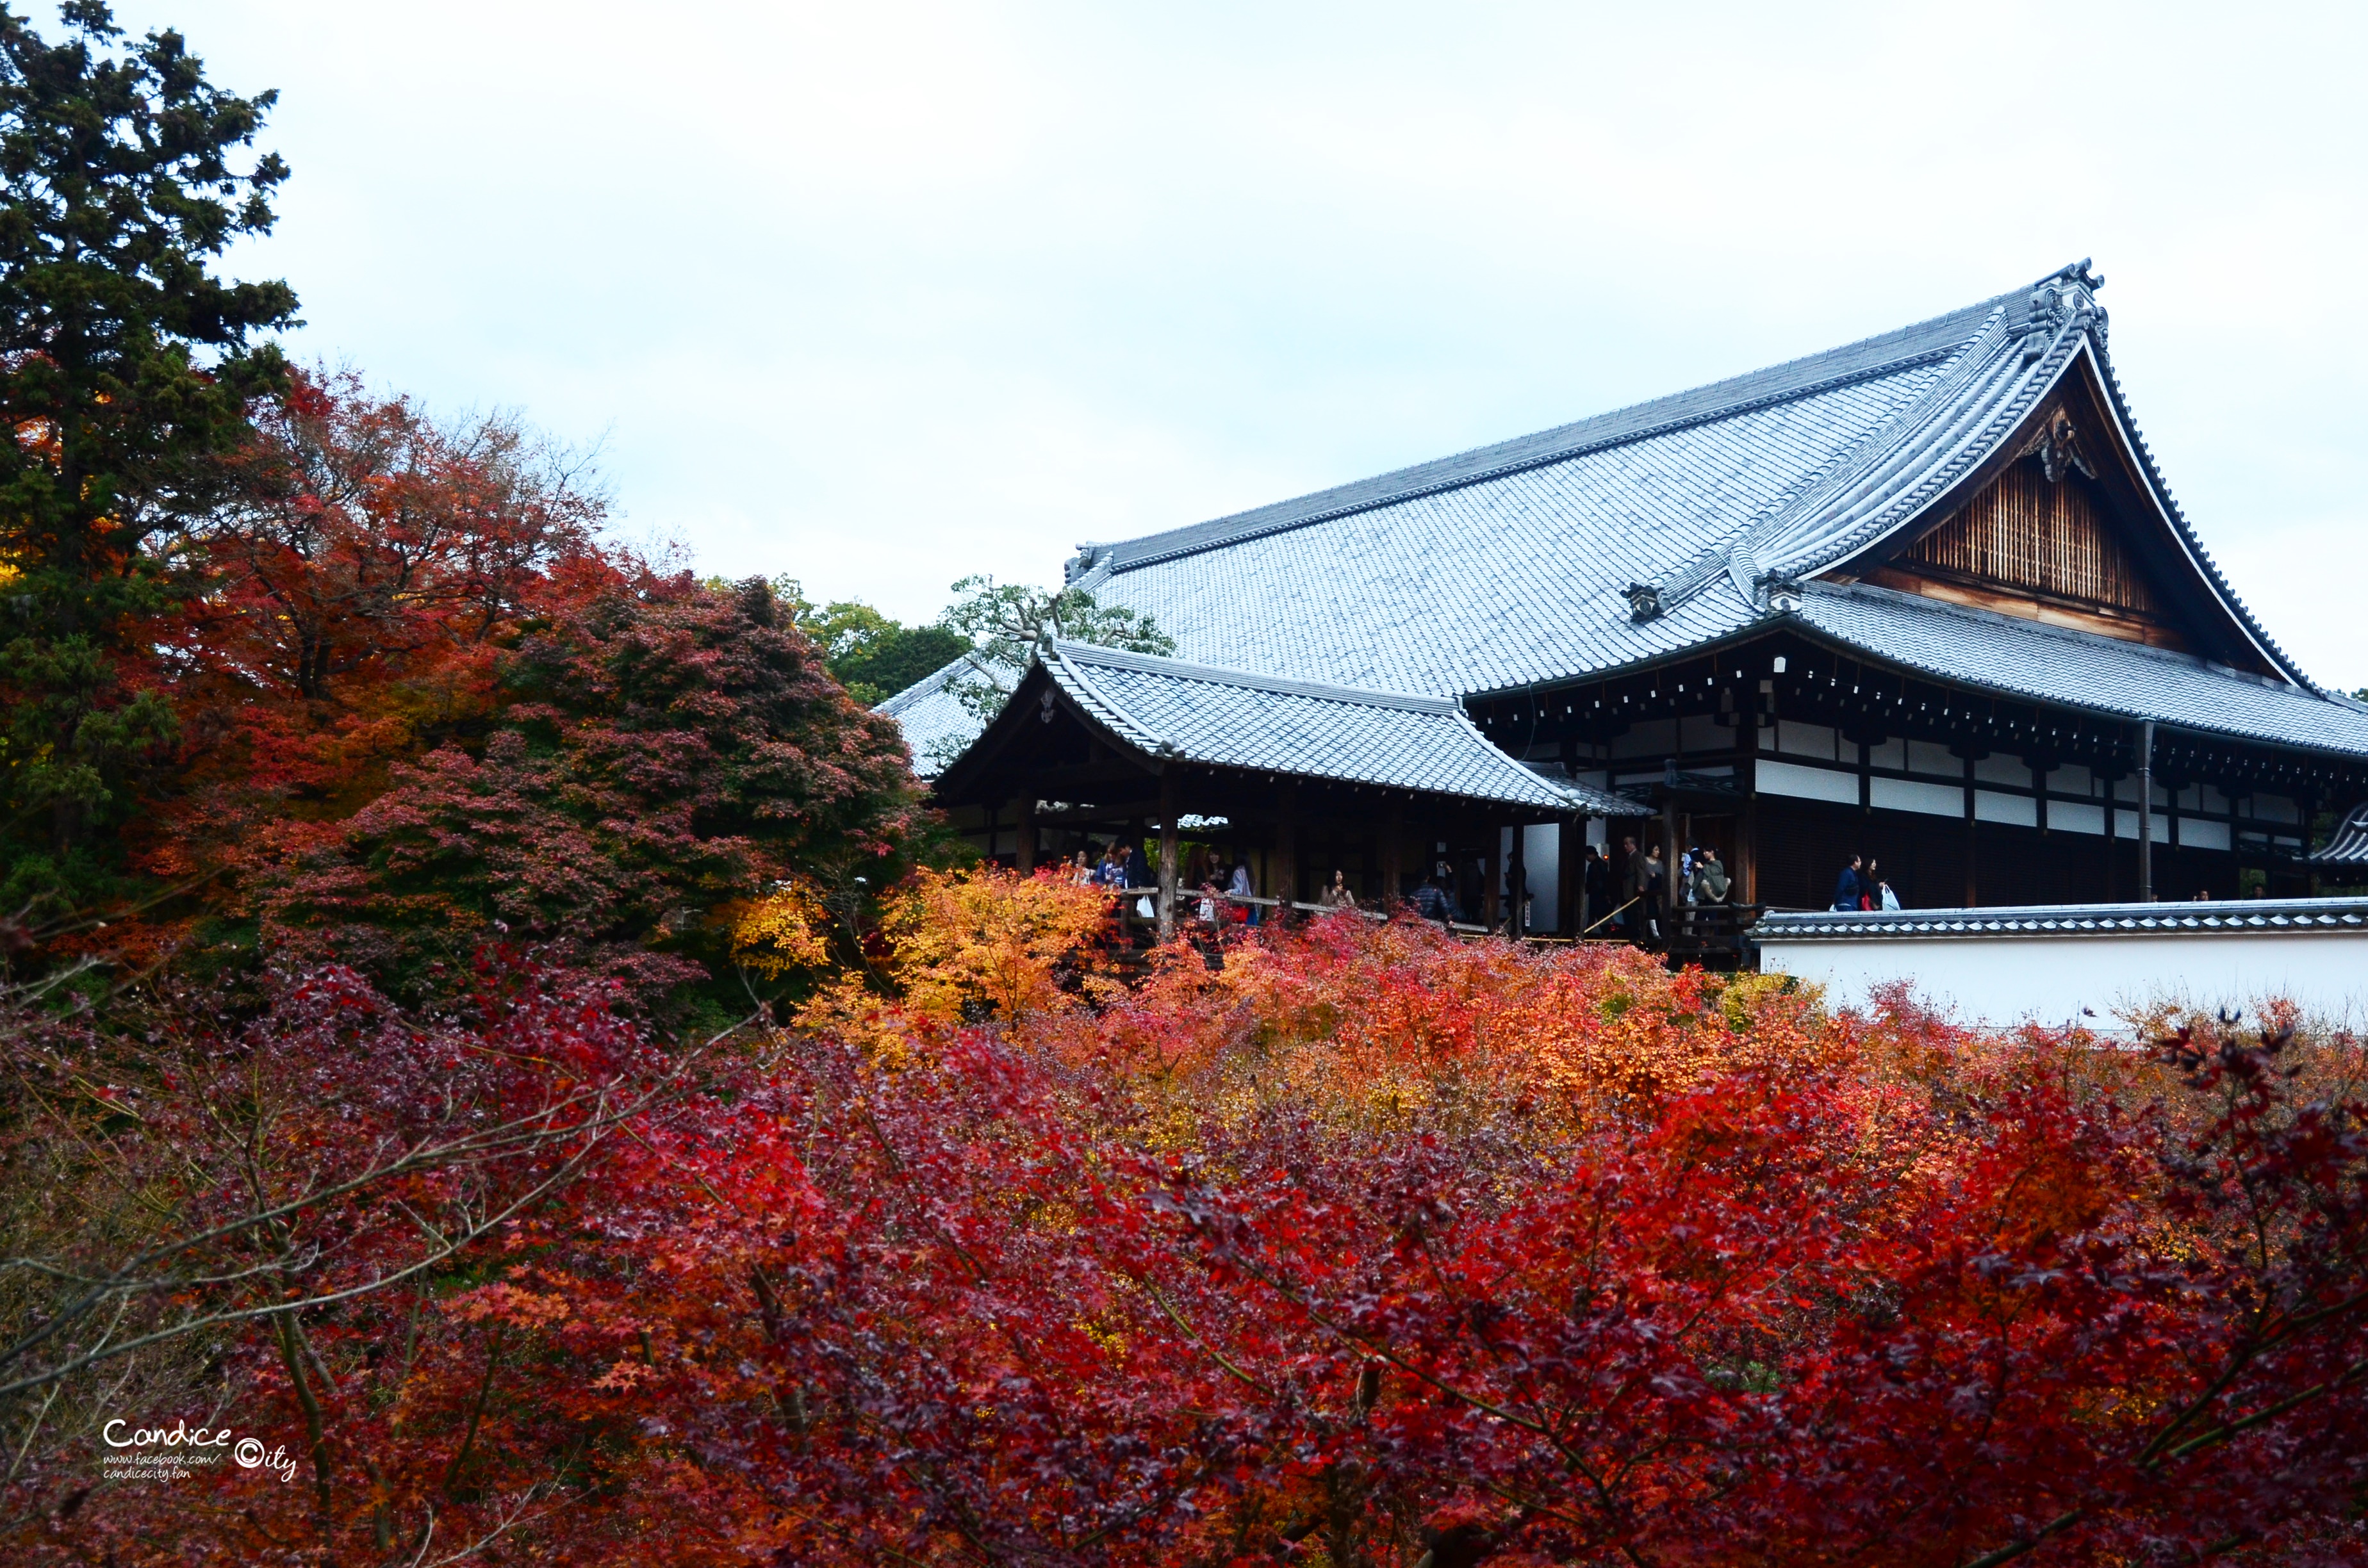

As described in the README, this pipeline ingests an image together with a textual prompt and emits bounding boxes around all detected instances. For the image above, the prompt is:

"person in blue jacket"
[1832,853,1866,911]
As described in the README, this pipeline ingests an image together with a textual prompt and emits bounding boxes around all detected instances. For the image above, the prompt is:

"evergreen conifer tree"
[0,1,294,921]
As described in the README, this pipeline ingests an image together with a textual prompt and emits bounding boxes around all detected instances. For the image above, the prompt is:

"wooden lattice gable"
[1826,350,2282,669]
[1897,455,2154,617]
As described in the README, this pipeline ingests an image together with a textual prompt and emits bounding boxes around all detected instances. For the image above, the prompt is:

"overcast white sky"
[100,2,2368,687]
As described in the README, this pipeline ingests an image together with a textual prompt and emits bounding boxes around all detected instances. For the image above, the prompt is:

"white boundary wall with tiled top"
[1755,900,2368,1030]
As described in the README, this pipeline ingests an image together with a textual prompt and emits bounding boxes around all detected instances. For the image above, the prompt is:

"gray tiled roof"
[1755,896,2368,941]
[1080,295,2000,578]
[875,658,981,774]
[2308,803,2368,867]
[1073,361,1955,698]
[888,263,2368,776]
[1041,641,1629,813]
[1794,583,2368,756]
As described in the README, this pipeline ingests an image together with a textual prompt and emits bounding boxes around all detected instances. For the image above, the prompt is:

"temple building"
[884,261,2368,940]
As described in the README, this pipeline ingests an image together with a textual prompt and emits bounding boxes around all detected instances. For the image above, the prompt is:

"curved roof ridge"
[1051,639,1465,714]
[1748,307,2068,579]
[876,655,960,715]
[2309,803,2368,865]
[1078,291,2011,578]
[1042,647,1172,753]
[2080,334,2315,690]
[1037,642,1627,813]
[1646,305,2018,616]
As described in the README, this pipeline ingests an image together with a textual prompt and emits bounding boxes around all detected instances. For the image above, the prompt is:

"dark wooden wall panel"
[1757,797,2246,911]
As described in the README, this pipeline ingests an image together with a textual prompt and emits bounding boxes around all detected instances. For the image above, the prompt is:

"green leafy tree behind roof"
[939,572,1172,724]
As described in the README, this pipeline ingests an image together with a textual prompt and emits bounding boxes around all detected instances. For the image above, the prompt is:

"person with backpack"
[1410,875,1454,929]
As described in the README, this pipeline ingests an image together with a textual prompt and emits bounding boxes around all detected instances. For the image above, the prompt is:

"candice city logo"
[100,1417,296,1485]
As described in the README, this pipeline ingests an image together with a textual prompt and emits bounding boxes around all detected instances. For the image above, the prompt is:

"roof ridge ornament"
[1625,581,1664,622]
[1758,571,1805,614]
[2018,259,2110,360]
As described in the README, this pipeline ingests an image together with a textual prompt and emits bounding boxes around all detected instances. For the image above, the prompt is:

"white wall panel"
[1757,758,1859,804]
[1975,790,2037,826]
[2180,817,2232,851]
[1761,927,2368,1031]
[1872,776,1962,817]
[2052,801,2106,835]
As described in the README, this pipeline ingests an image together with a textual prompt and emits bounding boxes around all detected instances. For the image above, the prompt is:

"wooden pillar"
[2304,785,2321,897]
[1016,796,1037,874]
[2137,719,2155,903]
[1559,818,1580,936]
[1963,753,1978,908]
[1739,708,1760,906]
[1157,769,1180,942]
[1508,822,1527,938]
[2102,767,2119,902]
[1483,821,1502,931]
[1661,796,1679,945]
[984,799,999,865]
[1275,780,1299,914]
[1381,799,1404,913]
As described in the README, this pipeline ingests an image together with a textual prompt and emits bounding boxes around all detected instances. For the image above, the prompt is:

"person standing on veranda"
[1832,853,1865,912]
[1692,847,1731,906]
[1411,874,1454,929]
[1638,843,1668,945]
[1228,850,1256,925]
[1579,842,1610,936]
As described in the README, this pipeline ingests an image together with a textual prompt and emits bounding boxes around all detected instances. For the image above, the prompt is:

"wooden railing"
[1106,889,1392,927]
[1087,885,1764,967]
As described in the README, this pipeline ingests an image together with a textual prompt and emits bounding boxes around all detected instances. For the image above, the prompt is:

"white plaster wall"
[1758,931,2368,1030]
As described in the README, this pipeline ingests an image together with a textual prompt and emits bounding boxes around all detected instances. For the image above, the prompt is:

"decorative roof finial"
[1625,582,1664,622]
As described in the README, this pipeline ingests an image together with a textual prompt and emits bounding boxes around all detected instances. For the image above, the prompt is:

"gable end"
[1899,460,2153,614]
[1830,355,2282,671]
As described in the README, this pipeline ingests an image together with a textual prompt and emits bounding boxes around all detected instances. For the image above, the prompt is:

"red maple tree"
[10,897,2361,1567]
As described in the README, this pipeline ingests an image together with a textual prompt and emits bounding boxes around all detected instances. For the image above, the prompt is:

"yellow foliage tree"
[873,866,1115,1025]
[723,880,834,977]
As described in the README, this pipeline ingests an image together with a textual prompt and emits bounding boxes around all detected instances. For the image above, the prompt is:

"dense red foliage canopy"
[10,890,2364,1567]
[60,371,928,1017]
